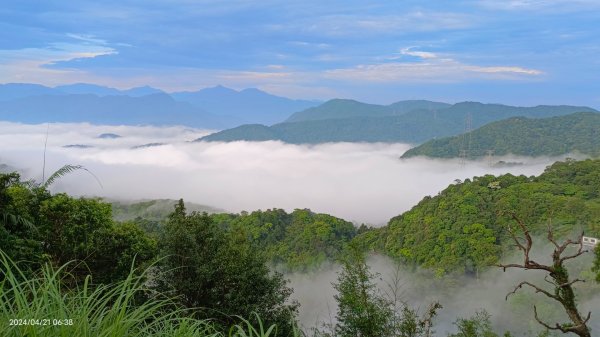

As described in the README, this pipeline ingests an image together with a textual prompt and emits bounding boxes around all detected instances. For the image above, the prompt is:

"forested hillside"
[368,159,600,276]
[109,159,600,277]
[199,101,596,144]
[211,209,359,270]
[284,99,449,122]
[403,112,600,158]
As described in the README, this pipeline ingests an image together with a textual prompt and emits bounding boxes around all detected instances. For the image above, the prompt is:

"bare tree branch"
[506,281,559,301]
[533,306,563,332]
[500,214,592,337]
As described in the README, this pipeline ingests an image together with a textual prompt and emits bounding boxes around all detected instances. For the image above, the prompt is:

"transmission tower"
[459,150,467,166]
[466,112,472,155]
[485,149,494,167]
[459,112,472,167]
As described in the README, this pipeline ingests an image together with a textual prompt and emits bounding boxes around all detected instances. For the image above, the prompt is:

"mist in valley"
[288,246,599,336]
[0,121,570,225]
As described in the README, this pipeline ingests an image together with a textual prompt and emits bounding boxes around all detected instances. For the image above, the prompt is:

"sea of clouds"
[0,122,571,225]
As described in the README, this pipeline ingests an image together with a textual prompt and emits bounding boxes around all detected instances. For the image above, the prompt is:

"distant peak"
[203,85,238,93]
[214,84,235,90]
[326,98,360,103]
[240,87,262,93]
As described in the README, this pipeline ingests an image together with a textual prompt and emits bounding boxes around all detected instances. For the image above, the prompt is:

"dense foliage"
[198,101,595,144]
[377,159,600,275]
[0,172,156,282]
[403,112,600,158]
[211,208,358,271]
[156,200,299,334]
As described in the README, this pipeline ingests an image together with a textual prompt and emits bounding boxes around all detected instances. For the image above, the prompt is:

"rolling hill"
[402,111,600,158]
[284,99,449,122]
[198,100,597,144]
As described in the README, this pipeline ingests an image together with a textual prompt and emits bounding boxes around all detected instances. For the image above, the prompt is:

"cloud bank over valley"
[0,122,567,225]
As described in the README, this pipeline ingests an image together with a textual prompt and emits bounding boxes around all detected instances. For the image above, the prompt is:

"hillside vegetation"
[369,159,600,276]
[107,159,600,278]
[402,111,600,158]
[284,99,449,122]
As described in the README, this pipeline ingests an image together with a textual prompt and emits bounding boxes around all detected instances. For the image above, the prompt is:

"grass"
[0,252,301,337]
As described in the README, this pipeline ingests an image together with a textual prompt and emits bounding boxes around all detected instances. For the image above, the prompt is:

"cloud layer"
[0,122,564,225]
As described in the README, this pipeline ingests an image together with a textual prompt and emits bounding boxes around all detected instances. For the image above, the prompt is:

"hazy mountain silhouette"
[171,85,319,125]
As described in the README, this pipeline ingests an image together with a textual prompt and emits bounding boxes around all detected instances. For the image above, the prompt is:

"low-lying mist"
[0,121,574,225]
[288,243,599,335]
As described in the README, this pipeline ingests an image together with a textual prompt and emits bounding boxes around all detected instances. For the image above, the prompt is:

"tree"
[499,214,592,337]
[448,310,510,337]
[333,248,393,337]
[463,223,500,278]
[0,173,42,267]
[156,200,298,335]
[395,303,442,337]
[593,244,600,283]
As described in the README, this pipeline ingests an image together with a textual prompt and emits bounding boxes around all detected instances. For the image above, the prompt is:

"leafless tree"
[499,214,591,337]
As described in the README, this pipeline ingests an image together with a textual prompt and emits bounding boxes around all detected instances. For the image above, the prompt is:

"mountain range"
[0,83,319,128]
[401,111,600,158]
[198,100,597,144]
[171,85,318,125]
[0,93,233,129]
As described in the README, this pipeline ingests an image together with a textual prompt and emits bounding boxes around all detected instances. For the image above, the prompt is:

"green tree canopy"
[156,200,299,335]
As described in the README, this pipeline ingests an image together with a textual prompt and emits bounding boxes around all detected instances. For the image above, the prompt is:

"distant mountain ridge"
[198,100,597,144]
[171,85,319,125]
[0,83,320,128]
[285,99,450,122]
[0,83,165,100]
[402,111,600,158]
[0,93,237,128]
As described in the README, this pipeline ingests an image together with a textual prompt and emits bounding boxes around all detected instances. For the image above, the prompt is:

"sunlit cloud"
[0,37,116,85]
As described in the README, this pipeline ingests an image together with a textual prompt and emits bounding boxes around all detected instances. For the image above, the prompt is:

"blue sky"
[1,0,599,106]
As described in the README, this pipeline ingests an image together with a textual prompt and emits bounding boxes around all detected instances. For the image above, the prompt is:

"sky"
[1,0,600,106]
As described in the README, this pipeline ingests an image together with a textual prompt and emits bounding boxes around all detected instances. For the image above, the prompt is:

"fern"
[42,164,103,189]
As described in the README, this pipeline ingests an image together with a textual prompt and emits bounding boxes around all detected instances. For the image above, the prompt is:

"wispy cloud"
[400,47,438,60]
[287,12,474,37]
[0,36,116,84]
[324,48,542,82]
[477,0,600,11]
